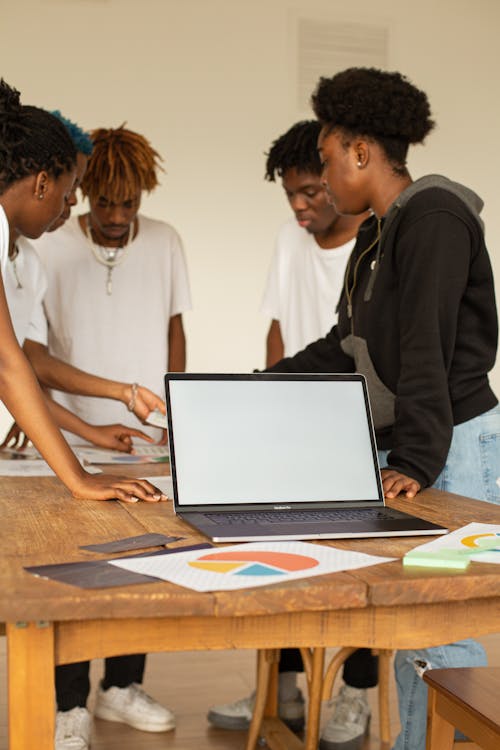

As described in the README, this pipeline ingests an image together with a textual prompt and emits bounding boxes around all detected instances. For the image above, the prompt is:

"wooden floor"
[1,635,499,749]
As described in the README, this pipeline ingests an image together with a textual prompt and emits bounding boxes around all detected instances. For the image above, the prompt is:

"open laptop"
[164,373,447,542]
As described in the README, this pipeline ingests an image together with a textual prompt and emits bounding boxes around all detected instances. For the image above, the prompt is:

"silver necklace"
[85,217,133,295]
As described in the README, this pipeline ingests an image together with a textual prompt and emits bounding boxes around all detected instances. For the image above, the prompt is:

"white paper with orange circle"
[109,540,395,592]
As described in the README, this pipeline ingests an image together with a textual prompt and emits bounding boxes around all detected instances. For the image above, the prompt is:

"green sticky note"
[404,535,500,569]
[403,549,470,570]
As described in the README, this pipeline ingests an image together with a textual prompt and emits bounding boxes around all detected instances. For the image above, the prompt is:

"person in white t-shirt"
[3,114,164,452]
[208,121,375,750]
[4,239,47,347]
[34,126,191,445]
[32,125,192,749]
[260,120,368,366]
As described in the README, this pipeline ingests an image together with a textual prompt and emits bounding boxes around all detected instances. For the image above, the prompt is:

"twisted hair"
[312,68,435,173]
[51,111,93,156]
[81,125,163,202]
[265,120,322,181]
[0,79,76,194]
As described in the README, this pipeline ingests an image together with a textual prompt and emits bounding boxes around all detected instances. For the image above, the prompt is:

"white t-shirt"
[260,217,355,356]
[33,214,192,442]
[5,240,48,346]
[0,205,9,277]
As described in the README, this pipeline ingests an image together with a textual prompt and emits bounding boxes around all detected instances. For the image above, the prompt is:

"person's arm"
[168,313,186,372]
[266,320,284,368]
[266,323,355,374]
[44,397,154,452]
[1,409,154,453]
[0,280,162,502]
[22,339,165,420]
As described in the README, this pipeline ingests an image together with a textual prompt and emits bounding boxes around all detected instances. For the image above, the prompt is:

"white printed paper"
[406,523,500,565]
[143,475,173,497]
[109,540,395,592]
[0,460,101,477]
[145,409,168,429]
[75,445,169,465]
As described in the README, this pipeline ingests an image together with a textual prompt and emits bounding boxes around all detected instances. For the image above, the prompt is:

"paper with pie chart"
[404,523,500,565]
[109,541,395,591]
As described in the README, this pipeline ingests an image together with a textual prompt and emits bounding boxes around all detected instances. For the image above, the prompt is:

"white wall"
[1,0,499,436]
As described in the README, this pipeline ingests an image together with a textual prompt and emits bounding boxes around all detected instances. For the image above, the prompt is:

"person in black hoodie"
[268,67,499,750]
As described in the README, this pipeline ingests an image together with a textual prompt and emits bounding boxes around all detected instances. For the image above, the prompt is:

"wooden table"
[1,465,500,750]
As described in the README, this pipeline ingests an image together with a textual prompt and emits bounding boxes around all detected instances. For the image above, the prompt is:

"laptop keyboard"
[205,507,403,526]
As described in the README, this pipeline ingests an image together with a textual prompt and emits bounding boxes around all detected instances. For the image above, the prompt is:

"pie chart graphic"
[461,532,500,551]
[188,549,319,577]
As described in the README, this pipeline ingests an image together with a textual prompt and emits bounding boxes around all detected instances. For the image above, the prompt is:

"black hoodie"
[269,175,498,488]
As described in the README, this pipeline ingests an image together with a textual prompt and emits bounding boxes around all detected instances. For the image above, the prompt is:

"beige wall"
[1,0,499,437]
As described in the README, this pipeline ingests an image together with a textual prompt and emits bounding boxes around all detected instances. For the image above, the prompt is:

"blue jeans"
[378,404,500,750]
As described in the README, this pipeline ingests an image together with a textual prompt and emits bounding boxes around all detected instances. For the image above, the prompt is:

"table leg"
[264,649,280,718]
[377,649,393,748]
[246,649,279,750]
[6,621,55,750]
[305,647,325,750]
[248,650,304,750]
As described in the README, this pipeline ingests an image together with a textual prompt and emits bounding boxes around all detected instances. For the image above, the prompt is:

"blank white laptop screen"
[168,378,381,506]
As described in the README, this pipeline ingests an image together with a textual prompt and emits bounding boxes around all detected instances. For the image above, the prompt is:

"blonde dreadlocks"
[81,125,163,202]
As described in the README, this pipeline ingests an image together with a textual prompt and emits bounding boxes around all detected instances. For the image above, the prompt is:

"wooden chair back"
[424,667,500,750]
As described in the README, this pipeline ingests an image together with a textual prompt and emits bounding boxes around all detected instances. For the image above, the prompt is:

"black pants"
[55,654,146,711]
[279,648,378,689]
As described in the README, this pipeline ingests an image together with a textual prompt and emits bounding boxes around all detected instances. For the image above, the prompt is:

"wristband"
[127,382,138,411]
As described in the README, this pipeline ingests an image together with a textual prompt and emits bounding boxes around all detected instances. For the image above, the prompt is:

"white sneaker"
[319,685,371,750]
[55,707,91,750]
[207,689,305,731]
[94,682,175,732]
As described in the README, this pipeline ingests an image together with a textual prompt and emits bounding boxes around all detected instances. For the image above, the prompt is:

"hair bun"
[312,68,435,146]
[0,79,21,118]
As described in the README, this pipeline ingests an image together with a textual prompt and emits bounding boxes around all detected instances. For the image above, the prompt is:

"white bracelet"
[127,382,138,411]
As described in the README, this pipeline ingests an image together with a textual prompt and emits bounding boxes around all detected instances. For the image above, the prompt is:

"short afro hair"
[311,67,435,171]
[265,120,322,182]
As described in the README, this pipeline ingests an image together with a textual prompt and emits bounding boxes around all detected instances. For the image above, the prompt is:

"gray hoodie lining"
[364,175,484,302]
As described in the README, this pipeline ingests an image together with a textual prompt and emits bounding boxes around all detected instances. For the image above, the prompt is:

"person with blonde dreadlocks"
[32,125,191,748]
[34,125,191,447]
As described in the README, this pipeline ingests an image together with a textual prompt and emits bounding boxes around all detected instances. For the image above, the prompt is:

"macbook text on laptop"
[164,373,447,542]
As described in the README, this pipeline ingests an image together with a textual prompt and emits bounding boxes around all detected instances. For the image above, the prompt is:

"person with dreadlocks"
[0,78,164,507]
[3,112,166,453]
[32,124,190,748]
[207,121,372,746]
[34,125,191,447]
[260,120,367,367]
